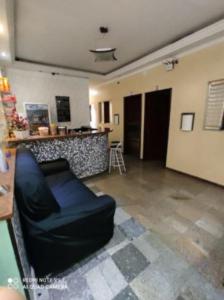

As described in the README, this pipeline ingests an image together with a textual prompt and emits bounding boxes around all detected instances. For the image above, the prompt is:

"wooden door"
[144,89,171,163]
[124,94,142,157]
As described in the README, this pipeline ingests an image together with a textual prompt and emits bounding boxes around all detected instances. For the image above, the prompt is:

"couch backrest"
[15,148,60,221]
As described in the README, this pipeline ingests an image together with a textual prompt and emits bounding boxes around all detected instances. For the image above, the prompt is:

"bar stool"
[109,142,126,175]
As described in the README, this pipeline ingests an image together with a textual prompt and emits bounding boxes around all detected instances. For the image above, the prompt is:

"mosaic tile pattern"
[18,133,109,178]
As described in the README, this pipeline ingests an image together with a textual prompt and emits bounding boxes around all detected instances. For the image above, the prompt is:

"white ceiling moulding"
[99,35,224,87]
[11,60,104,80]
[99,19,224,85]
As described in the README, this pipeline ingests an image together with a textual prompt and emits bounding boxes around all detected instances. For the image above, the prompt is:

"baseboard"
[166,166,224,188]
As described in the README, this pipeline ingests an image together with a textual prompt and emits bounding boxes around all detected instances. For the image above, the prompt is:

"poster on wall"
[24,103,50,133]
[56,96,71,122]
[180,113,195,131]
[114,114,119,125]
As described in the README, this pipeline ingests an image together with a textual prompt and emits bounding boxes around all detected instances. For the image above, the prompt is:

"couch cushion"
[46,171,96,208]
[39,158,70,176]
[15,148,60,220]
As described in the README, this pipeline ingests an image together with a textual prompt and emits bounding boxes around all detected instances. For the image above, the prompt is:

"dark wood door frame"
[123,94,142,158]
[143,88,172,163]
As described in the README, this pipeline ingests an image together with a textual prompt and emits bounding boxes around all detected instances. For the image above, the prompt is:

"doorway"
[124,94,142,157]
[144,89,172,163]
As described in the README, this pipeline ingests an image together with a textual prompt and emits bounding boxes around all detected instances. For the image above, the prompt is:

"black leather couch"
[15,148,116,277]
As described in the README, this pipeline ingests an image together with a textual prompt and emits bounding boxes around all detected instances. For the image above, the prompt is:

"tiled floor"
[85,156,224,290]
[40,207,224,300]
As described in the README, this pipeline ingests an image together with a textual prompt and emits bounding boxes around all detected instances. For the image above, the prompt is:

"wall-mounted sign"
[180,113,195,131]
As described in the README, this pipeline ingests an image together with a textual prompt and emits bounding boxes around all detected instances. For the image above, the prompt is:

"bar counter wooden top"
[5,130,111,144]
[0,148,16,220]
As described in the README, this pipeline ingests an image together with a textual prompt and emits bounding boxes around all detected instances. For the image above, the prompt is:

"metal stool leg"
[119,149,126,172]
[111,149,115,170]
[109,149,112,173]
[115,150,122,175]
[109,142,126,175]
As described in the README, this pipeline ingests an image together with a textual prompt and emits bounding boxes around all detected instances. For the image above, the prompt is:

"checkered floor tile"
[35,207,224,300]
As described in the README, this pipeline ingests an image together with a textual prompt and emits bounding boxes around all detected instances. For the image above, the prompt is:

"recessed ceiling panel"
[15,0,224,74]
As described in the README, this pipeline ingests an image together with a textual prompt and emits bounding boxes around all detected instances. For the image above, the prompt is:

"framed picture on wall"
[56,96,71,122]
[180,113,195,131]
[24,103,50,133]
[114,114,119,125]
[204,79,224,130]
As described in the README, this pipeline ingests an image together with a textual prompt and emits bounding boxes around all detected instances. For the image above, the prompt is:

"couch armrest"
[39,158,70,176]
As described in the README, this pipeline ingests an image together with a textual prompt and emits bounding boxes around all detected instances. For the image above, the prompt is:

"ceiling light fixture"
[1,52,6,57]
[90,27,117,62]
[0,24,3,33]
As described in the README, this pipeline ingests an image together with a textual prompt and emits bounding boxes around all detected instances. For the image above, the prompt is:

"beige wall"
[90,42,224,186]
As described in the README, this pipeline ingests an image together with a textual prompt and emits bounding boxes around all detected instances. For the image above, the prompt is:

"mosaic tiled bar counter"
[6,131,110,178]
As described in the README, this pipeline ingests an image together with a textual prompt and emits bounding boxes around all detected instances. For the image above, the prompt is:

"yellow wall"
[90,42,224,186]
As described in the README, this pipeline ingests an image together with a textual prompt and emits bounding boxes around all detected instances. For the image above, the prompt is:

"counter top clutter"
[6,129,110,143]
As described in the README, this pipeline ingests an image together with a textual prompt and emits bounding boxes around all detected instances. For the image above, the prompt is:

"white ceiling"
[15,0,224,75]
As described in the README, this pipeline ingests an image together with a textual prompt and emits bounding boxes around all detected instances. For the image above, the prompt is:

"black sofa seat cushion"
[15,148,60,221]
[46,171,96,208]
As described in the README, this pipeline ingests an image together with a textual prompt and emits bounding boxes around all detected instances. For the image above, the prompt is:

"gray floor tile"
[113,286,139,300]
[105,226,127,250]
[49,274,94,300]
[133,232,160,263]
[114,207,131,225]
[179,271,224,300]
[112,243,149,282]
[131,265,179,300]
[119,218,146,240]
[131,248,191,300]
[35,289,50,300]
[195,217,224,239]
[85,257,127,300]
[140,231,174,259]
[107,239,130,256]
